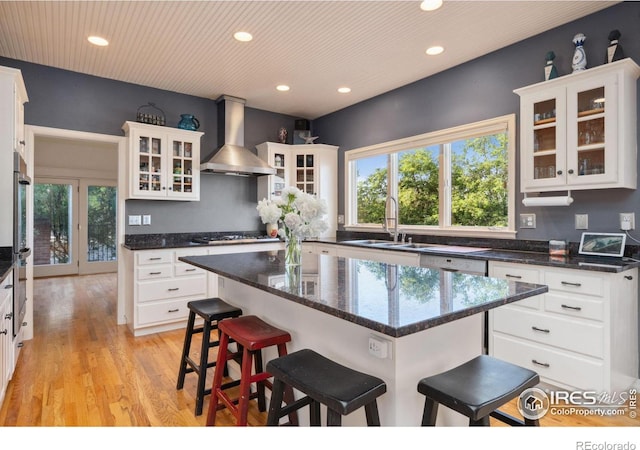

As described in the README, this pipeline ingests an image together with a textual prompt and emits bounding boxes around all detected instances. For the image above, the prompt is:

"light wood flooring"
[1,273,638,429]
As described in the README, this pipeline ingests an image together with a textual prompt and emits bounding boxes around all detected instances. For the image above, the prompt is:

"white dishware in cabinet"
[516,58,640,193]
[488,260,638,393]
[123,121,203,201]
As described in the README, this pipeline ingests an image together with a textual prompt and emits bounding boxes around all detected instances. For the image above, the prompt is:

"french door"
[34,178,117,277]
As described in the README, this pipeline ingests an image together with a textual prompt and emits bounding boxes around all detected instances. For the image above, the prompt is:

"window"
[345,115,516,238]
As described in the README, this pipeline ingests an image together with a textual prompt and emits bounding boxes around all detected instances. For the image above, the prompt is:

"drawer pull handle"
[561,281,582,287]
[149,271,162,275]
[167,287,179,291]
[185,268,196,272]
[0,329,7,335]
[148,257,162,261]
[168,308,179,313]
[625,275,633,280]
[505,274,522,279]
[561,304,582,311]
[532,359,550,368]
[321,250,329,254]
[531,326,550,333]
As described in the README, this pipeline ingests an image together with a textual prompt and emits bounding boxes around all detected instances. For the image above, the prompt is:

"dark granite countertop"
[122,231,281,251]
[314,237,640,273]
[0,261,12,284]
[179,251,547,338]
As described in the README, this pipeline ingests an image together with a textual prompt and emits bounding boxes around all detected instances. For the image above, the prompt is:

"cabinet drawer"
[174,247,208,262]
[136,265,172,280]
[137,298,190,325]
[544,270,604,297]
[492,306,604,358]
[174,263,205,277]
[544,293,604,321]
[315,244,337,256]
[490,263,541,309]
[136,251,173,265]
[491,334,604,391]
[137,276,206,303]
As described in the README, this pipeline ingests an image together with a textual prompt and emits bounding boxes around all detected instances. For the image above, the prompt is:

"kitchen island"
[180,250,548,426]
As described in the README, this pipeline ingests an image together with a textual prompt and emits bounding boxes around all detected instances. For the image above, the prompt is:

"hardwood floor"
[1,273,638,431]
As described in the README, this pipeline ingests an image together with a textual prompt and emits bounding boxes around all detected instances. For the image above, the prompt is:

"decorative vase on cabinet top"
[178,114,200,131]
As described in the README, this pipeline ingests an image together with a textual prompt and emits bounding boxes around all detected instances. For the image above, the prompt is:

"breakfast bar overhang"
[180,250,548,426]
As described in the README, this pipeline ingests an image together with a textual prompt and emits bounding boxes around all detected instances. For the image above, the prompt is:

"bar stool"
[417,355,540,426]
[206,315,295,426]
[176,297,242,416]
[266,348,387,426]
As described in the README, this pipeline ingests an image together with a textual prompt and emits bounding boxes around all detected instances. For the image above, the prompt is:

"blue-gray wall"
[0,56,298,235]
[3,2,640,241]
[315,1,640,244]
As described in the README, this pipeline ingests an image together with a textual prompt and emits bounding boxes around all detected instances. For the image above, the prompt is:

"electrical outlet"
[575,214,588,230]
[142,214,151,225]
[620,212,635,231]
[368,336,391,359]
[128,215,141,226]
[519,213,536,229]
[337,214,345,225]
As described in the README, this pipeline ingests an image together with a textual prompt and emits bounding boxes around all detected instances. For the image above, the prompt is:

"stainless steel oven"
[13,152,30,338]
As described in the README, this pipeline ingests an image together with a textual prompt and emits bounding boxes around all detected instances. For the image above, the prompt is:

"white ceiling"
[0,0,618,119]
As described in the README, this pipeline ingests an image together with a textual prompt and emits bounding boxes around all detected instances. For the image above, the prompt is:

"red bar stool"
[206,315,296,426]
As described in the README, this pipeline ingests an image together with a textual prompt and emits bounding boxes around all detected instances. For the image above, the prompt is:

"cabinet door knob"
[567,169,573,174]
[557,170,563,175]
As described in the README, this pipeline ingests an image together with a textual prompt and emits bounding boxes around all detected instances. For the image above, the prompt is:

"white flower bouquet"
[256,186,329,240]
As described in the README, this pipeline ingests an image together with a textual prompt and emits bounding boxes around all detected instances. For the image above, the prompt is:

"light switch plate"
[128,215,142,226]
[142,214,151,225]
[575,214,588,230]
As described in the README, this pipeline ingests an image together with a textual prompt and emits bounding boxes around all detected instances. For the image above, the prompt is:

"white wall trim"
[24,125,127,336]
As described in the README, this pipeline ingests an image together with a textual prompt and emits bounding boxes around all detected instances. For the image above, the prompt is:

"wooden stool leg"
[364,400,381,426]
[326,408,342,426]
[236,346,254,426]
[194,319,212,416]
[266,378,286,426]
[176,311,196,390]
[421,398,438,426]
[206,331,229,426]
[276,343,299,426]
[254,349,267,412]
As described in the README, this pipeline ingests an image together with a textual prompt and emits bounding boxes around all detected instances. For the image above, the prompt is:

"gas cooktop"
[191,235,280,245]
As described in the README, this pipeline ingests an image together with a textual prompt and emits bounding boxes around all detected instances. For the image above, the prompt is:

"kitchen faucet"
[383,196,404,243]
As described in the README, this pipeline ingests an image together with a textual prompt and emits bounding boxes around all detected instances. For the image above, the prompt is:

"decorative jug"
[177,114,200,130]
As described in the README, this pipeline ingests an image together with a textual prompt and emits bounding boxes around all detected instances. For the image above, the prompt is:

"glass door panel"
[532,98,557,181]
[80,181,117,275]
[295,152,316,194]
[33,179,78,277]
[576,86,606,178]
[171,139,194,195]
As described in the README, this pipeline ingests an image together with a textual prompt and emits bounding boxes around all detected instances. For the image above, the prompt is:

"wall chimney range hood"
[200,95,276,176]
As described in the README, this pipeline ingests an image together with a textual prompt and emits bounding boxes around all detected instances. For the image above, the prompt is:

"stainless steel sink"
[340,240,440,250]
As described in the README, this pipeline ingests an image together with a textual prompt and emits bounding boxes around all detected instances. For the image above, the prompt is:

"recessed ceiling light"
[234,31,253,42]
[337,87,351,94]
[426,46,444,56]
[420,0,443,11]
[87,36,109,46]
[276,85,290,92]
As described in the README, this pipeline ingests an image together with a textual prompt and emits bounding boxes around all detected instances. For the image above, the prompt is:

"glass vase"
[284,235,302,267]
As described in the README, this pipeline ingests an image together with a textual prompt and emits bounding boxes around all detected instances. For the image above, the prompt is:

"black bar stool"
[266,348,387,426]
[417,354,540,426]
[176,297,242,416]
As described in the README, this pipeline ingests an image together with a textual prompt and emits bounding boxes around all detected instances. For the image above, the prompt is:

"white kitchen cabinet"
[256,142,338,237]
[122,121,203,201]
[1,271,13,407]
[123,242,284,336]
[0,66,28,248]
[488,261,638,393]
[515,58,640,193]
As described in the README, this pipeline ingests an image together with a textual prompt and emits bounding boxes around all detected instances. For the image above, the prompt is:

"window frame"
[344,114,517,239]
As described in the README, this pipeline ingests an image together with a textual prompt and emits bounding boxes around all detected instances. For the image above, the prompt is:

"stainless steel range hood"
[200,95,276,176]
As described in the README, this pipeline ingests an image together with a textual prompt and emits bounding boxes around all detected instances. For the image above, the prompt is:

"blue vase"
[178,114,200,130]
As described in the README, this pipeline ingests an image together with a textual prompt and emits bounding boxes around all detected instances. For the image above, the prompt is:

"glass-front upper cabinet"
[296,152,316,195]
[516,58,640,193]
[123,121,203,201]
